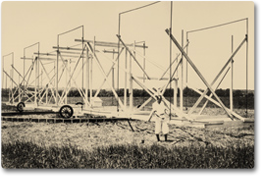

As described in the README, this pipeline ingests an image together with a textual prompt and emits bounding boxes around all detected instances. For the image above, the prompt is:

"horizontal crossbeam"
[75,39,148,48]
[20,57,34,60]
[136,76,170,81]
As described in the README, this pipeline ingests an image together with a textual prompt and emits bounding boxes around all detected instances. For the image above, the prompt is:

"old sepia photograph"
[1,1,254,169]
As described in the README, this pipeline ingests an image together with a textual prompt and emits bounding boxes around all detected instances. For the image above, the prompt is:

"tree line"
[2,87,254,98]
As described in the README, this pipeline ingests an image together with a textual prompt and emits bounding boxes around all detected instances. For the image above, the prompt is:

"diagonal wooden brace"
[187,83,245,121]
[86,42,125,110]
[136,42,189,112]
[188,36,247,115]
[58,51,88,105]
[160,41,189,79]
[117,35,151,80]
[93,47,124,98]
[3,70,34,103]
[165,28,234,118]
[39,59,59,102]
[160,57,182,96]
[199,67,231,115]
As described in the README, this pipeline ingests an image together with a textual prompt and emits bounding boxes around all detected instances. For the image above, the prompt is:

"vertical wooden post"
[169,1,173,120]
[186,33,189,84]
[18,75,21,102]
[230,35,234,111]
[5,73,7,90]
[112,49,115,92]
[69,59,71,89]
[86,48,89,108]
[124,48,127,111]
[82,28,84,95]
[46,83,48,105]
[53,61,55,103]
[23,50,25,89]
[37,50,40,102]
[56,37,59,106]
[143,43,146,84]
[117,14,121,113]
[143,42,146,109]
[18,55,22,102]
[117,48,119,102]
[37,58,39,104]
[90,37,95,106]
[41,69,43,89]
[11,53,14,103]
[186,32,189,110]
[129,42,134,115]
[65,60,68,104]
[2,56,4,89]
[1,57,5,101]
[18,76,21,102]
[173,59,178,108]
[180,30,184,111]
[35,57,37,105]
[9,69,11,103]
[245,19,248,116]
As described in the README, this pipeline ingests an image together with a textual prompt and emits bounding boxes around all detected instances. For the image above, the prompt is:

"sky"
[1,1,254,91]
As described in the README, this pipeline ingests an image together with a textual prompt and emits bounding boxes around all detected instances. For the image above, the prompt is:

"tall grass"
[2,141,254,169]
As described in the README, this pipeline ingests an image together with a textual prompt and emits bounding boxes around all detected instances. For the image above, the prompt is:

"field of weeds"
[1,115,254,168]
[1,95,255,168]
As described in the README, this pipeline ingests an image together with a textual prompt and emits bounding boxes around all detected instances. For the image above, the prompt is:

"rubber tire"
[17,102,25,113]
[59,105,74,119]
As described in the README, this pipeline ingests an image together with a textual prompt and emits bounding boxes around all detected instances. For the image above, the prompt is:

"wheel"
[17,102,25,112]
[59,105,74,119]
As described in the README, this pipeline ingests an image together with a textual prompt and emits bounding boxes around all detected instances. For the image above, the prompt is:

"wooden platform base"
[1,116,129,124]
[1,104,254,128]
[131,114,254,128]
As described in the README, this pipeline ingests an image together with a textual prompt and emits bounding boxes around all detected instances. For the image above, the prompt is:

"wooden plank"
[53,46,83,51]
[230,35,234,111]
[124,48,127,110]
[180,30,184,111]
[2,111,55,116]
[136,76,169,80]
[75,39,148,48]
[20,57,35,60]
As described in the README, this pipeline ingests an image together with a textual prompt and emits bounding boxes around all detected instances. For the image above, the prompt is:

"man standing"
[148,94,170,142]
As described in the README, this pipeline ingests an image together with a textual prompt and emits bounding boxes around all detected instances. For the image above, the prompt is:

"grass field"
[1,95,255,168]
[1,114,254,168]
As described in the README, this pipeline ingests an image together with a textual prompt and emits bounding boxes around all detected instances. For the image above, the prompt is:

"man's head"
[156,95,162,104]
